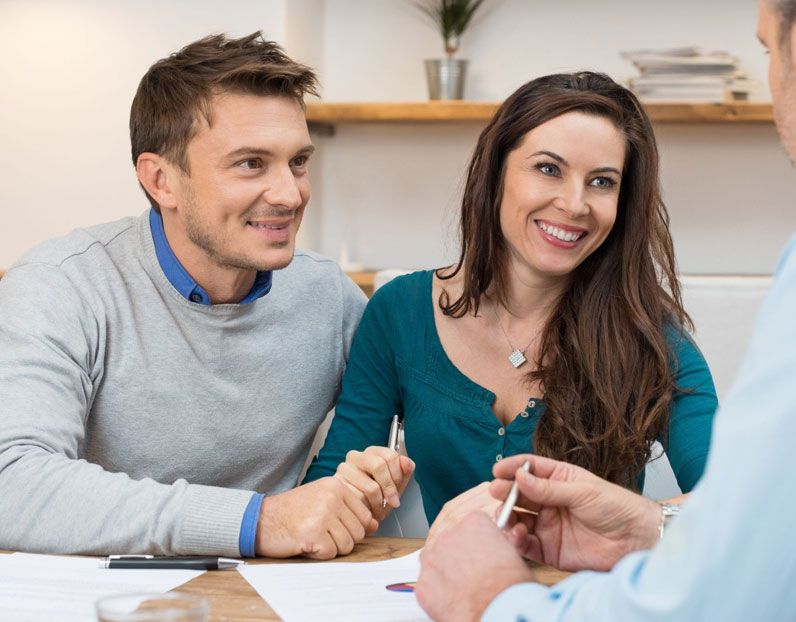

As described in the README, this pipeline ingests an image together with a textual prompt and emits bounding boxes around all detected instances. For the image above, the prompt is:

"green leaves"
[414,0,486,56]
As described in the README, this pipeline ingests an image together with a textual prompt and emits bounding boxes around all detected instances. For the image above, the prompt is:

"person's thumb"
[515,468,582,508]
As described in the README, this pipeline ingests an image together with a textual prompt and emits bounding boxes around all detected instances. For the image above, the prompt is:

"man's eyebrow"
[225,145,315,159]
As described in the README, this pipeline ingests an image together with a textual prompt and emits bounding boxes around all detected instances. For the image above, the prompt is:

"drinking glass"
[95,592,208,621]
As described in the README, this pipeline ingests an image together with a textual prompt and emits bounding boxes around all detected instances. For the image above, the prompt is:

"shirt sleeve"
[0,263,254,556]
[304,282,402,482]
[238,493,265,557]
[663,330,718,492]
[480,234,796,621]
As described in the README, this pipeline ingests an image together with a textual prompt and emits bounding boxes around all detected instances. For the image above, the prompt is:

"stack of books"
[621,46,757,103]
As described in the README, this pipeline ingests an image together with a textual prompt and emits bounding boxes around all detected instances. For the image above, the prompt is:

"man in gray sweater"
[0,32,376,560]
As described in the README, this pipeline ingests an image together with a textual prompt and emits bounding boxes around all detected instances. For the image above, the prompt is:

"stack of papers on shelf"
[0,553,203,622]
[621,46,758,103]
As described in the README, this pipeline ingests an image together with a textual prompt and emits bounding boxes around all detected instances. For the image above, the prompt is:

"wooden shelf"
[346,270,376,297]
[307,101,773,125]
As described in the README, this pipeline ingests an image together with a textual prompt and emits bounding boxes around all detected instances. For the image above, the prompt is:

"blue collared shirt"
[149,208,268,557]
[484,234,796,621]
[149,208,272,305]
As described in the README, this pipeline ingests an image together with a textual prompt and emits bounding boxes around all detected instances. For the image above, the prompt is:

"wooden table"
[171,537,570,621]
[1,539,570,621]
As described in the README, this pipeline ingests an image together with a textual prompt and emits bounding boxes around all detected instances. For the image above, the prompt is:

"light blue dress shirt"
[484,233,796,622]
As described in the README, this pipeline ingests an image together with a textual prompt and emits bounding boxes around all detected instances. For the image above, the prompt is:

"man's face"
[759,0,796,162]
[172,93,313,273]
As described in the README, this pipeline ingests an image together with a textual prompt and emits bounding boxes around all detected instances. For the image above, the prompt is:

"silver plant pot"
[424,59,468,100]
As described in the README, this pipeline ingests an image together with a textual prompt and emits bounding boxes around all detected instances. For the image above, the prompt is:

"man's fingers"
[514,468,582,507]
[492,454,534,479]
[325,518,356,558]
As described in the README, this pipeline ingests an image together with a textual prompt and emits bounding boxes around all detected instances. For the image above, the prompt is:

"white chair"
[641,274,771,499]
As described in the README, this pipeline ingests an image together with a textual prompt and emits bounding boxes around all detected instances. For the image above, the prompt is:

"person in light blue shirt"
[414,1,796,619]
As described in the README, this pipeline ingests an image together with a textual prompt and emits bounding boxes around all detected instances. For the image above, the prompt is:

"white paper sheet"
[0,553,204,622]
[238,549,431,622]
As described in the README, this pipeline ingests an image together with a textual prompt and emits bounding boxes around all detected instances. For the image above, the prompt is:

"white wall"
[0,0,288,268]
[3,0,796,276]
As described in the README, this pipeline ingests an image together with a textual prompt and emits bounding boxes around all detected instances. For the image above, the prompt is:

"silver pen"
[495,460,531,529]
[383,414,402,508]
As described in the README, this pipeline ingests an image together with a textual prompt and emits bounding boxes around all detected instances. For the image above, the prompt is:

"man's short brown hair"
[130,32,318,211]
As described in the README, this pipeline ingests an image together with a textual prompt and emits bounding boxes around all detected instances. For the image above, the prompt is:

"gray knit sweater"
[0,212,366,556]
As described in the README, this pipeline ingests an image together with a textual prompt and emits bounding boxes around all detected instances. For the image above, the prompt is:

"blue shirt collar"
[149,209,272,305]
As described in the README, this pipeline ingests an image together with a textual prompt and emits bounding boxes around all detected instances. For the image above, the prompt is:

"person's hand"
[416,512,534,622]
[334,446,414,519]
[255,477,378,560]
[491,454,661,572]
[426,481,500,544]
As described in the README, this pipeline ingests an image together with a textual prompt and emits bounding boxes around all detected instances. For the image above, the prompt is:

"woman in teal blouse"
[304,72,717,526]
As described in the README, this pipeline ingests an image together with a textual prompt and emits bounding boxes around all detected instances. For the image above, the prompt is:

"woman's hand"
[334,446,415,519]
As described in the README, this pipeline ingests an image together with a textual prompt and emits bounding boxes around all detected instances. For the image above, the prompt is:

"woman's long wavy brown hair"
[437,72,690,489]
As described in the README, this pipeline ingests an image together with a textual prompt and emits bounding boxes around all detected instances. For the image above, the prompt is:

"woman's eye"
[590,176,616,189]
[537,163,559,176]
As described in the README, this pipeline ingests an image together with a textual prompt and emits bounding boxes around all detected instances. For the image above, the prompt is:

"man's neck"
[161,213,257,305]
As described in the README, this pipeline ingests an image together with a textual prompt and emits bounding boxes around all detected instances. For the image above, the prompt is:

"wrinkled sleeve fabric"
[304,280,401,482]
[0,264,253,556]
[663,330,718,492]
[483,235,796,621]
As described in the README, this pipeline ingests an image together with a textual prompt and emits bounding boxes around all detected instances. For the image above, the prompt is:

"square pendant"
[509,349,527,369]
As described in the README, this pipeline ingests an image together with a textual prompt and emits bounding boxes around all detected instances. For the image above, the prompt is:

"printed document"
[238,549,431,621]
[0,552,203,621]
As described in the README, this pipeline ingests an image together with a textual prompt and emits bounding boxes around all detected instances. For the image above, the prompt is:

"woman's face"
[499,111,626,283]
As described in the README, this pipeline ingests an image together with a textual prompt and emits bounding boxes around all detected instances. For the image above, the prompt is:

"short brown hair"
[130,31,318,211]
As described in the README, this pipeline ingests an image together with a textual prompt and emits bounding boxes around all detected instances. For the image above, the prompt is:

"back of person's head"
[130,32,318,211]
[441,72,689,488]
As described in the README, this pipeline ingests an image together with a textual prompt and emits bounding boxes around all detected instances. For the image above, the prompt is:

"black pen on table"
[101,555,245,570]
[382,414,403,508]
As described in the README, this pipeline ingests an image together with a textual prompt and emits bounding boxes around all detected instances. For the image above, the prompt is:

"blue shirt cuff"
[238,493,265,558]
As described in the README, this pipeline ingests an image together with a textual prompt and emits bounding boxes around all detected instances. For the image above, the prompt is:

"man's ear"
[136,153,181,211]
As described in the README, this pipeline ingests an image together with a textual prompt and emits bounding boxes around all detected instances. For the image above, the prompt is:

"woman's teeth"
[537,221,584,242]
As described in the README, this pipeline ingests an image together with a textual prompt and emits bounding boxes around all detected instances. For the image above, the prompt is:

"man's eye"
[292,155,309,168]
[238,159,261,170]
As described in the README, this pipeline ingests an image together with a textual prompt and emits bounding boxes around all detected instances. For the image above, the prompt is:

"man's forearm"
[0,447,253,555]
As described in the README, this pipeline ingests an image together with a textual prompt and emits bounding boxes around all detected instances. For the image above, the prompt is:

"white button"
[498,427,505,436]
[528,400,536,408]
[520,411,529,418]
[496,454,503,461]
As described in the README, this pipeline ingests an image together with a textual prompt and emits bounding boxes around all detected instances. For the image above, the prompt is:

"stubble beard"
[182,188,298,273]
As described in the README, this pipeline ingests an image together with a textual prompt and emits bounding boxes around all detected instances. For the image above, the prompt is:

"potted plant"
[415,0,485,100]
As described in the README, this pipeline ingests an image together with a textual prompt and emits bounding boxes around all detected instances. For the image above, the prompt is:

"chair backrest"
[642,274,771,499]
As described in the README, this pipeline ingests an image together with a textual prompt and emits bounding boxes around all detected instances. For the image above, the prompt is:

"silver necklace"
[491,305,540,369]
